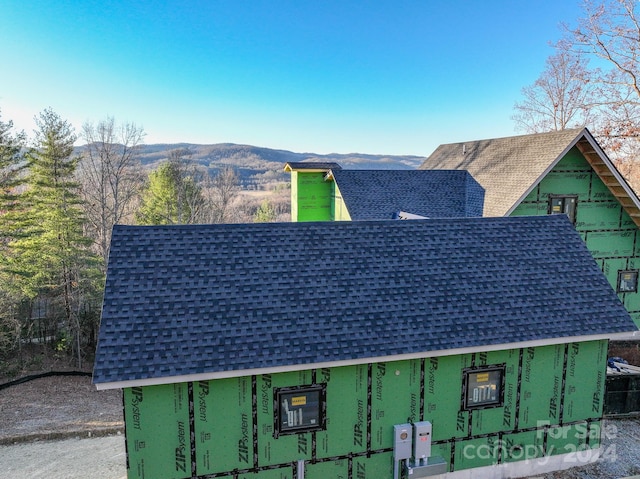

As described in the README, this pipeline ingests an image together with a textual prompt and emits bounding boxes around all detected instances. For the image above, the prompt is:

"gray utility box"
[393,423,413,460]
[413,421,432,461]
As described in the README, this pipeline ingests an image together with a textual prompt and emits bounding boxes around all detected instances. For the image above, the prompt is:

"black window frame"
[462,364,506,411]
[273,384,326,438]
[617,270,639,293]
[548,194,578,224]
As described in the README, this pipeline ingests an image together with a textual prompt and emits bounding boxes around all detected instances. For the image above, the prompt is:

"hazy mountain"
[132,143,426,189]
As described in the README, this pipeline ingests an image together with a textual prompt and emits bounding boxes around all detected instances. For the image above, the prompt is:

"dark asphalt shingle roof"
[330,169,484,219]
[93,216,636,386]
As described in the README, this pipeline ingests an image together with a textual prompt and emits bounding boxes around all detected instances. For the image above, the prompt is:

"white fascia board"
[582,132,640,208]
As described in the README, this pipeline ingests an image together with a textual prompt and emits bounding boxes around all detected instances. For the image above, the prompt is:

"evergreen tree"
[7,109,101,366]
[0,110,27,355]
[254,199,277,223]
[0,109,26,206]
[136,157,205,225]
[0,110,26,251]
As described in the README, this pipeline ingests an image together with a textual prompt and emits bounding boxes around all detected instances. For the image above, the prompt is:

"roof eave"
[575,130,640,228]
[94,329,638,390]
[284,162,342,173]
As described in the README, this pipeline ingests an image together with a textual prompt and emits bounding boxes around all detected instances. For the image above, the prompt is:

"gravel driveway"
[0,374,126,478]
[0,434,126,479]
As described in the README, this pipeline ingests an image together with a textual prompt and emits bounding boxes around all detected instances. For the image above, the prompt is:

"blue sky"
[0,1,583,155]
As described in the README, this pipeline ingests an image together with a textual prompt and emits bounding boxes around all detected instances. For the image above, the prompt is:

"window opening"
[462,365,505,410]
[617,270,639,293]
[548,195,578,224]
[274,384,326,437]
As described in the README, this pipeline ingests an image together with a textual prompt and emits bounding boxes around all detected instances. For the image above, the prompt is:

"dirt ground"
[0,374,123,443]
[0,374,638,479]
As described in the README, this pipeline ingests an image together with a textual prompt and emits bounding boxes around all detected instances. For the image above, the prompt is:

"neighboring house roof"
[327,169,484,219]
[93,216,636,389]
[284,162,342,172]
[393,211,428,220]
[422,128,640,225]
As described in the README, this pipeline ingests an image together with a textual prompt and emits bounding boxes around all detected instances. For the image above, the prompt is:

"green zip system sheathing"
[123,383,191,479]
[122,340,608,478]
[425,355,471,441]
[194,377,253,474]
[290,172,332,222]
[332,184,351,221]
[511,147,640,327]
[371,360,421,449]
[305,458,349,479]
[518,345,564,428]
[315,365,367,457]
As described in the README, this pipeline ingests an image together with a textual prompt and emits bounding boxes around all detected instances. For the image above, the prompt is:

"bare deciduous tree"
[555,0,640,190]
[209,167,240,223]
[513,51,595,133]
[560,1,640,139]
[78,118,145,266]
[513,1,640,191]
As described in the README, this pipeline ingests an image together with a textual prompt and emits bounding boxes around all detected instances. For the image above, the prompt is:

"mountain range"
[134,143,426,189]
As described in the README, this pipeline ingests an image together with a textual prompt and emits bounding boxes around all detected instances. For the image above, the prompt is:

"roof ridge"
[439,127,585,147]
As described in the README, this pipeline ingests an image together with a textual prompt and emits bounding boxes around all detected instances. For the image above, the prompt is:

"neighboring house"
[94,216,637,479]
[285,162,342,222]
[284,162,484,221]
[422,128,640,328]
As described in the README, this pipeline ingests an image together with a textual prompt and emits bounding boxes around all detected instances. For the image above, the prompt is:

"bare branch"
[513,51,595,132]
[77,118,145,266]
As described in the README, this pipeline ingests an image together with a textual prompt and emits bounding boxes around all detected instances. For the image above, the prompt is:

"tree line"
[0,108,285,369]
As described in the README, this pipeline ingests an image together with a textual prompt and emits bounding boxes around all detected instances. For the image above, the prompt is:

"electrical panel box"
[413,421,432,461]
[393,424,413,460]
